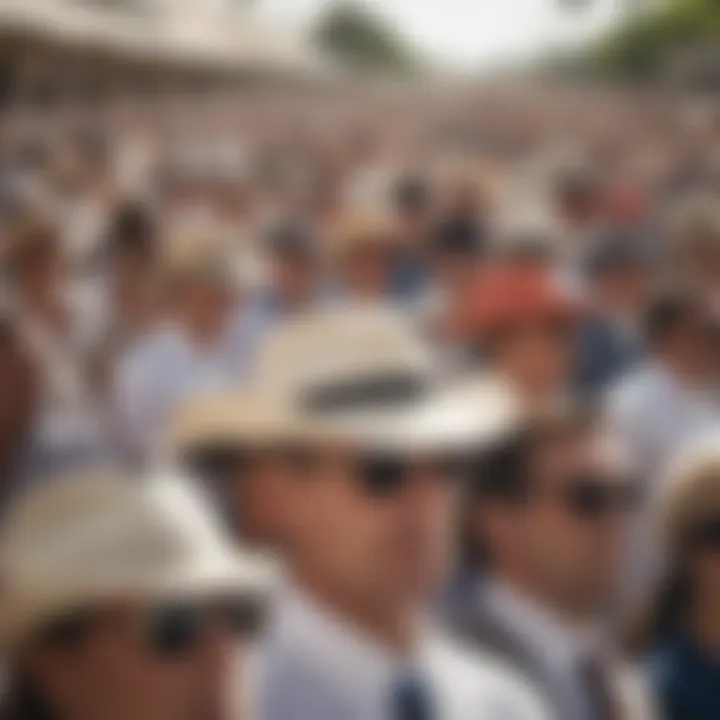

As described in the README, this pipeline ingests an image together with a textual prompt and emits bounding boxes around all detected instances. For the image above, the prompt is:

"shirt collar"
[645,360,713,403]
[483,579,603,675]
[272,584,428,715]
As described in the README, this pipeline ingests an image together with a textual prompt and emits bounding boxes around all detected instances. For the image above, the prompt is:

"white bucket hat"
[0,469,277,649]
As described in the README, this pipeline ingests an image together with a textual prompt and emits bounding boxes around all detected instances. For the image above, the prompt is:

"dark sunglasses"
[38,596,265,658]
[141,597,266,658]
[689,517,720,550]
[355,453,463,499]
[556,475,642,520]
[186,448,260,483]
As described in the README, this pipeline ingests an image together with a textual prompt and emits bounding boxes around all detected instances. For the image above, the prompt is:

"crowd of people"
[0,83,718,719]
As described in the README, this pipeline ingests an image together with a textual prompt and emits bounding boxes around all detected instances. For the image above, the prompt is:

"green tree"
[312,1,423,76]
[595,0,720,80]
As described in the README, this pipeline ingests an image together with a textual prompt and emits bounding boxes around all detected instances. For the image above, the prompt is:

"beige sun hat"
[161,227,240,289]
[167,386,292,458]
[656,435,720,555]
[251,305,519,453]
[332,212,396,257]
[0,469,277,649]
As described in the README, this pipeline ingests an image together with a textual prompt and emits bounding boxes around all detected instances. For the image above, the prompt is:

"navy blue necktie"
[391,673,435,720]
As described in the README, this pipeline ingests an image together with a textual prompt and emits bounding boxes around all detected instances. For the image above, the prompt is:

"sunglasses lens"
[359,456,408,497]
[693,518,720,548]
[565,476,640,519]
[39,611,100,650]
[438,455,469,484]
[146,603,202,657]
[567,483,609,517]
[219,597,267,638]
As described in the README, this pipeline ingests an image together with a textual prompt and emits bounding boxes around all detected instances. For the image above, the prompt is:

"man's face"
[227,454,285,547]
[175,279,233,336]
[343,246,393,298]
[668,312,719,380]
[17,247,65,301]
[29,600,252,720]
[513,432,636,612]
[281,448,455,606]
[558,187,601,230]
[491,319,577,402]
[0,326,38,447]
[270,255,317,305]
[687,516,720,602]
[594,266,650,315]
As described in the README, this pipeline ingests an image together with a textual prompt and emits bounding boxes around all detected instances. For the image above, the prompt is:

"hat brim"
[282,378,518,454]
[170,378,518,456]
[0,550,277,650]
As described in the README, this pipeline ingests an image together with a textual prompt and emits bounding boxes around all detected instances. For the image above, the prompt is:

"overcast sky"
[259,0,623,70]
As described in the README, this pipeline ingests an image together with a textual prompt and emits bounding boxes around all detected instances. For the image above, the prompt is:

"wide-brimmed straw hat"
[161,228,244,290]
[252,305,518,453]
[332,213,396,258]
[657,437,720,556]
[169,307,517,456]
[167,386,292,458]
[0,469,276,649]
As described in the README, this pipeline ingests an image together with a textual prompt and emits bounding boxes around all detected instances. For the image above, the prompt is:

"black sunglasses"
[141,597,266,658]
[38,596,265,657]
[556,475,642,520]
[689,517,720,550]
[186,447,261,483]
[355,453,464,499]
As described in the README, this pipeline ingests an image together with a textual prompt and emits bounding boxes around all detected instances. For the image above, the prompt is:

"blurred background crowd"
[0,1,719,719]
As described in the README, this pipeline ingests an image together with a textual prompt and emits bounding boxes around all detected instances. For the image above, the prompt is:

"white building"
[0,0,323,105]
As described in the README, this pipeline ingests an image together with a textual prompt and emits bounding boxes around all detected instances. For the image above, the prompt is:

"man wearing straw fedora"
[167,385,293,548]
[0,469,275,720]
[240,306,547,720]
[114,229,260,461]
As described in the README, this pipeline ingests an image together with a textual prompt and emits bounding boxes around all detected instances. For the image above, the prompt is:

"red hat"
[454,266,584,338]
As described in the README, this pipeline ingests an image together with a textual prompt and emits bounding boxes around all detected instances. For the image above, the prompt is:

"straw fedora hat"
[167,386,293,458]
[250,305,519,453]
[332,213,396,257]
[657,437,720,555]
[0,469,276,649]
[161,228,240,289]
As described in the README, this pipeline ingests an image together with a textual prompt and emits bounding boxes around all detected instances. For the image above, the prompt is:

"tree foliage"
[595,0,720,81]
[312,1,422,76]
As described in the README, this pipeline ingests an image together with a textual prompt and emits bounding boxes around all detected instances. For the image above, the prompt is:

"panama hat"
[333,213,396,256]
[0,469,277,649]
[657,436,720,555]
[167,386,293,458]
[161,228,240,289]
[253,305,519,453]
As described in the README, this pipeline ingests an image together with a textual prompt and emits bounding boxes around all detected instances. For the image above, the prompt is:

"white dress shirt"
[113,306,261,458]
[607,361,720,484]
[484,580,606,720]
[251,585,547,720]
[607,362,720,604]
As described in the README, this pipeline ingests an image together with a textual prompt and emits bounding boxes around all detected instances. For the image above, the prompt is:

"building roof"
[0,0,326,77]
